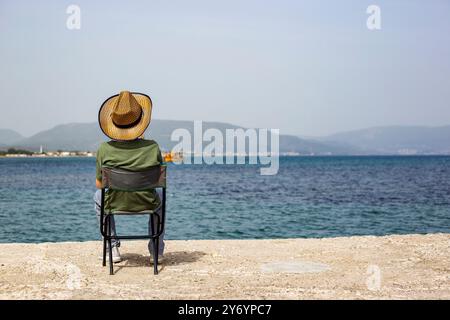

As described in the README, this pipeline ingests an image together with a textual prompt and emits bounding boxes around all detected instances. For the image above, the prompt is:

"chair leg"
[107,216,114,275]
[102,236,107,267]
[149,214,158,275]
[155,237,160,270]
[156,237,160,262]
[108,238,113,275]
[152,238,158,275]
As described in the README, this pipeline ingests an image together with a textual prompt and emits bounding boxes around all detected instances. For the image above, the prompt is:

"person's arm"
[95,145,103,189]
[157,147,163,164]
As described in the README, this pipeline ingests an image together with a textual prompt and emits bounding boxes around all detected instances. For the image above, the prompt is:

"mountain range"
[0,129,24,148]
[320,126,450,155]
[1,121,450,155]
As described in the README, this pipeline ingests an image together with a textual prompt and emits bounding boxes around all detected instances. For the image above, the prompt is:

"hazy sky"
[1,0,449,137]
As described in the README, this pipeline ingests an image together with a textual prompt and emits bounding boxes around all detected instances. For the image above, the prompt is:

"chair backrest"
[101,165,166,192]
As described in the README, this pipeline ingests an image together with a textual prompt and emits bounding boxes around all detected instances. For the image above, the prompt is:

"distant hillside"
[12,123,105,152]
[6,122,450,155]
[5,120,360,155]
[322,125,450,155]
[275,134,363,155]
[0,129,23,147]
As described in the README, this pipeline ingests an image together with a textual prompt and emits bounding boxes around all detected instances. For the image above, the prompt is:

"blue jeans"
[94,189,165,255]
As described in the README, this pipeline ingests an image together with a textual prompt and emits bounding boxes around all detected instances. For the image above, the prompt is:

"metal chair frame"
[99,165,166,275]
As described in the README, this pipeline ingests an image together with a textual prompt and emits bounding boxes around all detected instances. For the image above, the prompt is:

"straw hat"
[98,91,152,141]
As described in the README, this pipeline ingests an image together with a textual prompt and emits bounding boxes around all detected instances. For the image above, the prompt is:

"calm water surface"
[0,156,449,243]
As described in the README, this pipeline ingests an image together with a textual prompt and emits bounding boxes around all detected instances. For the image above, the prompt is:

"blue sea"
[0,156,449,243]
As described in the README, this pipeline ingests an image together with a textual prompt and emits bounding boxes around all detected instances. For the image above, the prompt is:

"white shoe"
[100,247,122,263]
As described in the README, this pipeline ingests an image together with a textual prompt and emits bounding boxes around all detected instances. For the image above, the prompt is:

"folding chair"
[99,165,166,275]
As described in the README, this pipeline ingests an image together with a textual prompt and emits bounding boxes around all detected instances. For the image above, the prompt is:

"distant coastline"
[2,152,450,159]
[0,150,95,158]
[0,150,185,162]
[2,121,450,156]
[0,154,95,158]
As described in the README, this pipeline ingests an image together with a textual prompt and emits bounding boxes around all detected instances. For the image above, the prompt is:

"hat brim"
[98,92,152,141]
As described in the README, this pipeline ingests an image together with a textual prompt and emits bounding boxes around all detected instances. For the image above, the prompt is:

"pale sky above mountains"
[1,0,449,137]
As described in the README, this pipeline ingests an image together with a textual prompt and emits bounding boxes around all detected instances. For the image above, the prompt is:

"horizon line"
[2,120,450,140]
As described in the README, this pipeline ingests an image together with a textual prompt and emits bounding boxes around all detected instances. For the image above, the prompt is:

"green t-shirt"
[96,139,163,212]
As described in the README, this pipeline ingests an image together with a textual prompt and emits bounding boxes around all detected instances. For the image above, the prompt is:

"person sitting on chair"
[94,90,165,263]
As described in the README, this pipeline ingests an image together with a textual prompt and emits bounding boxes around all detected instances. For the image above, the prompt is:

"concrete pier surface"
[0,234,449,299]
